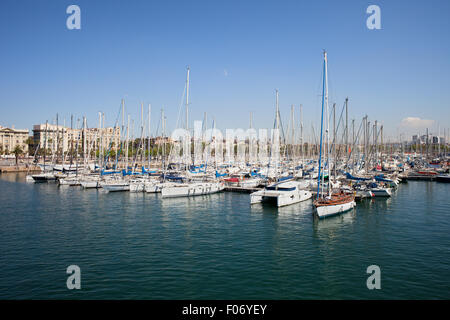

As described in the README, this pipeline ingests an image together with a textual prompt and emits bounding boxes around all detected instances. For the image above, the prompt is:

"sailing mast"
[324,51,330,196]
[317,51,327,199]
[186,66,190,132]
[300,104,303,165]
[148,104,151,170]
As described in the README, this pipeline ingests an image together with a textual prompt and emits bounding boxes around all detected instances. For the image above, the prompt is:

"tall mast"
[333,103,336,182]
[56,113,59,163]
[102,113,105,168]
[275,89,280,130]
[126,114,130,171]
[141,102,144,167]
[186,66,190,131]
[70,114,74,165]
[290,104,295,161]
[317,51,327,199]
[148,104,151,169]
[121,99,125,168]
[345,97,349,157]
[161,108,165,170]
[324,51,330,196]
[300,104,303,164]
[98,112,102,170]
[83,116,87,166]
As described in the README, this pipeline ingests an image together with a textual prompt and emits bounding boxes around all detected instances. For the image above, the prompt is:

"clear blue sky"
[1,0,449,140]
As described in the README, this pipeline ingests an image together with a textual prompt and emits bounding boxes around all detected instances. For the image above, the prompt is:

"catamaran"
[250,180,312,207]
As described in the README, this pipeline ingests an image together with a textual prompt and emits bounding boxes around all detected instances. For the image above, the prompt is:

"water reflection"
[312,208,356,236]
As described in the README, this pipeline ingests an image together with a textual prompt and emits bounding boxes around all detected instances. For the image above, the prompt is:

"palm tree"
[13,145,23,166]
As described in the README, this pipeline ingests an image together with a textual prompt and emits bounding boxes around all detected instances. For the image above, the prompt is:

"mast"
[44,120,48,170]
[141,102,144,167]
[186,66,190,132]
[102,113,105,169]
[316,51,327,199]
[126,114,130,171]
[70,114,74,165]
[56,113,59,164]
[83,116,87,166]
[275,89,280,182]
[291,105,295,160]
[300,104,303,164]
[324,52,330,196]
[148,104,151,170]
[98,112,102,170]
[345,97,348,157]
[333,103,336,182]
[121,99,125,169]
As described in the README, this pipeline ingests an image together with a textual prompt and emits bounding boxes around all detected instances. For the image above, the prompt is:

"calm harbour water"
[0,173,449,299]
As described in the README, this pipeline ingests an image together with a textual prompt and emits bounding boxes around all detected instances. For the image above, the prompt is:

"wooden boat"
[313,191,356,218]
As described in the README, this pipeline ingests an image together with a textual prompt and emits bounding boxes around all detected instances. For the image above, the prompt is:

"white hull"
[250,180,312,207]
[101,183,130,192]
[315,200,356,218]
[356,190,373,199]
[144,181,177,193]
[129,181,146,192]
[58,178,80,186]
[251,189,312,207]
[161,182,224,198]
[239,179,262,188]
[80,180,101,189]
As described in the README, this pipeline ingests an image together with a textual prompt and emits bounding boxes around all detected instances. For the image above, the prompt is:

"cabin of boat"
[250,180,312,207]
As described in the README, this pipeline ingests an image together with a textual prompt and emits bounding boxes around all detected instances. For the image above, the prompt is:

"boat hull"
[370,188,392,197]
[102,184,130,192]
[436,175,450,183]
[315,200,356,218]
[161,182,224,198]
[250,189,312,207]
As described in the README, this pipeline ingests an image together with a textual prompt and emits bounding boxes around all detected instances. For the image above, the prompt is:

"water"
[0,173,449,299]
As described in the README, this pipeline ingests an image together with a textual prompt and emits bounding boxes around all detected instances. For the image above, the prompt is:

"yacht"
[250,180,312,207]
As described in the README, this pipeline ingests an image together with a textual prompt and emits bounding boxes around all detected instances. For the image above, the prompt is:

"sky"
[1,0,449,141]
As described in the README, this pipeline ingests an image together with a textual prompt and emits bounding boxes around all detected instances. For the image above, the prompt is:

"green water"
[0,173,449,299]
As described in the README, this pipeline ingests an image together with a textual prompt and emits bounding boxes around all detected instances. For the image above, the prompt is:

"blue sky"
[1,0,449,140]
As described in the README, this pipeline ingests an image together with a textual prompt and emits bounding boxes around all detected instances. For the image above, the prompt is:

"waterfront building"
[32,124,120,154]
[0,125,30,154]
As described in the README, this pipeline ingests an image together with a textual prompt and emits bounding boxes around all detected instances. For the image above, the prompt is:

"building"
[0,125,30,154]
[32,124,120,154]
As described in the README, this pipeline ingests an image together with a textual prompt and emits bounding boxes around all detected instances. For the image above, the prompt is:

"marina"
[1,0,450,303]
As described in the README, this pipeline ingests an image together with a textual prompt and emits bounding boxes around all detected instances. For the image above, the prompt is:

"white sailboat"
[161,181,225,198]
[313,51,356,219]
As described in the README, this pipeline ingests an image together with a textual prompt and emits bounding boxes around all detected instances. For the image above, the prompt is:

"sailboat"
[313,51,356,218]
[161,66,225,198]
[250,90,312,206]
